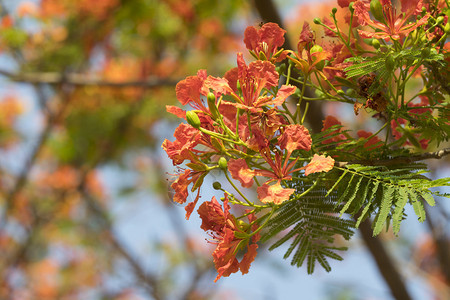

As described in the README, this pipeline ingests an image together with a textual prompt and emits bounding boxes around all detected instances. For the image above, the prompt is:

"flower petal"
[304,154,335,176]
[228,159,255,188]
[278,124,312,154]
[257,182,294,205]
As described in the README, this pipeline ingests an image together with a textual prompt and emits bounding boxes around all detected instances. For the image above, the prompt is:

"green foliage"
[260,161,449,275]
[260,181,354,274]
[328,163,448,235]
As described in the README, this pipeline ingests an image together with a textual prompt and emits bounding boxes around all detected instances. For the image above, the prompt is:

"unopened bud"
[207,92,220,120]
[370,0,384,22]
[310,44,323,54]
[371,39,380,49]
[346,88,357,97]
[313,18,321,25]
[218,157,228,170]
[444,22,450,34]
[436,16,444,25]
[186,111,201,129]
[385,54,395,72]
[212,181,222,190]
[332,7,337,15]
[348,2,355,13]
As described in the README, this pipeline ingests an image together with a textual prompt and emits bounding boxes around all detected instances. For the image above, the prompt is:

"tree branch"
[0,69,179,88]
[336,147,450,167]
[358,218,413,300]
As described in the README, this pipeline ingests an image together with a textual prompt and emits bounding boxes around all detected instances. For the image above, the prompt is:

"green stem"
[224,171,253,206]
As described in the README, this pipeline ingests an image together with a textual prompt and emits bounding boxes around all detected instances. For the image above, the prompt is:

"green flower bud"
[421,47,430,59]
[420,35,428,44]
[409,29,418,42]
[348,2,355,13]
[444,22,450,34]
[310,44,323,54]
[313,18,321,25]
[218,157,228,170]
[332,7,337,15]
[186,111,201,129]
[207,92,220,120]
[436,16,444,25]
[385,54,395,72]
[370,0,385,22]
[346,88,357,97]
[212,181,222,190]
[371,39,380,49]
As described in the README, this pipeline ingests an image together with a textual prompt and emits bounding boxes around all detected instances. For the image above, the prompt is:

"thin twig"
[336,147,450,167]
[0,69,179,88]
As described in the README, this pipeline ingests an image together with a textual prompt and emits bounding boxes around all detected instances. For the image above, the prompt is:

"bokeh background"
[0,0,448,299]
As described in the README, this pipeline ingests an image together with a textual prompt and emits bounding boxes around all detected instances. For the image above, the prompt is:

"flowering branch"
[163,0,450,285]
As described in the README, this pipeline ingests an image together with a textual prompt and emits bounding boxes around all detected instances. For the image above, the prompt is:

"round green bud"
[348,2,355,13]
[444,22,450,34]
[385,54,395,72]
[207,92,220,120]
[313,18,321,25]
[186,111,201,129]
[212,181,222,190]
[371,39,380,49]
[370,0,385,22]
[218,157,228,170]
[436,16,444,25]
[346,88,357,97]
[332,7,337,15]
[310,44,323,54]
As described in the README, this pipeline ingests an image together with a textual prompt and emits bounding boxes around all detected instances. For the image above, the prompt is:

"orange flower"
[354,0,429,42]
[304,154,335,176]
[228,159,256,188]
[197,196,259,282]
[256,181,295,205]
[243,22,287,62]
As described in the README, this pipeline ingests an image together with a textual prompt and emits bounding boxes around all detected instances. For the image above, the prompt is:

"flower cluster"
[163,0,449,280]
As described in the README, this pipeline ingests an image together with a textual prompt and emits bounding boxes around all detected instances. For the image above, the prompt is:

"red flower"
[321,115,347,144]
[354,0,429,42]
[244,22,287,62]
[297,22,314,53]
[162,123,200,165]
[277,124,312,155]
[175,69,208,111]
[253,149,302,204]
[249,108,288,139]
[228,159,256,188]
[197,196,259,282]
[357,130,382,149]
[257,181,295,205]
[170,168,206,220]
[304,154,335,176]
[207,53,295,112]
